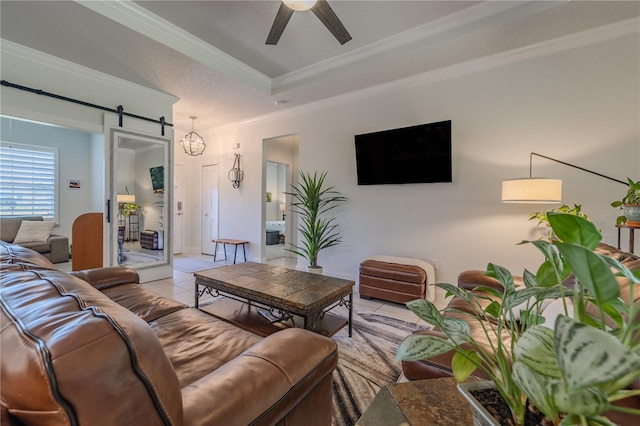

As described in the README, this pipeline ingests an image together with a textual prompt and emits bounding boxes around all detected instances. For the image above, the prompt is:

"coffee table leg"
[233,244,238,264]
[194,281,199,309]
[213,241,219,261]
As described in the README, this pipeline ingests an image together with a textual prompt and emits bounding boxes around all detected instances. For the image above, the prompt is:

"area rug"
[120,251,163,266]
[331,311,423,425]
[173,255,226,273]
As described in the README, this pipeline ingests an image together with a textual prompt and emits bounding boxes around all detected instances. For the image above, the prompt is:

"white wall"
[206,34,639,286]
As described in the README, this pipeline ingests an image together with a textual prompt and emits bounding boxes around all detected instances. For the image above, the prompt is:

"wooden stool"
[213,239,249,264]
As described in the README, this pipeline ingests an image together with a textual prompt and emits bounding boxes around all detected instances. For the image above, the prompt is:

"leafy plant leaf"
[554,316,640,391]
[437,283,472,303]
[442,317,471,344]
[548,213,601,249]
[512,361,559,420]
[555,242,620,304]
[552,386,609,417]
[486,263,515,293]
[395,334,454,362]
[406,299,443,327]
[452,349,481,382]
[514,325,561,377]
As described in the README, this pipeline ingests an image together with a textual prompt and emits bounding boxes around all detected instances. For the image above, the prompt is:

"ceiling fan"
[266,0,352,45]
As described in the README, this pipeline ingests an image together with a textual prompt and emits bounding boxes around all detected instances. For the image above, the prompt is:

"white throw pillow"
[13,221,55,243]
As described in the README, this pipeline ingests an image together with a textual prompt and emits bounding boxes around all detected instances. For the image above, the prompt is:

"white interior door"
[173,164,184,254]
[201,164,219,255]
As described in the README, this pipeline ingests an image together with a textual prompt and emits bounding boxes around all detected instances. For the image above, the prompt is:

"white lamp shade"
[279,204,286,212]
[501,178,562,203]
[117,194,136,203]
[283,0,317,11]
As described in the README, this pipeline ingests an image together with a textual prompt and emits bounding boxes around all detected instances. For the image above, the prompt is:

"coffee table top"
[195,262,354,314]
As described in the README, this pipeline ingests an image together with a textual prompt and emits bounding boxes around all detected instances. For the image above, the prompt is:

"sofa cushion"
[101,283,188,323]
[13,220,55,243]
[149,308,263,387]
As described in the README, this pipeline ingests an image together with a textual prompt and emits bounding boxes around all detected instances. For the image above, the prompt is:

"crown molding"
[235,17,639,128]
[271,0,567,93]
[74,0,272,94]
[1,39,179,105]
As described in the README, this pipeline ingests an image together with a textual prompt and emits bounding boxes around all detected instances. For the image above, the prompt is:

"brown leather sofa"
[401,242,640,425]
[1,242,338,425]
[0,215,69,263]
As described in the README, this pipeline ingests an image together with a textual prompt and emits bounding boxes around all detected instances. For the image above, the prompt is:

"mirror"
[114,133,169,269]
[265,161,288,260]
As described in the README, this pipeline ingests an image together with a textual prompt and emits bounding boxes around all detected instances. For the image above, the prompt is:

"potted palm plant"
[397,213,640,425]
[286,171,347,274]
[611,177,640,225]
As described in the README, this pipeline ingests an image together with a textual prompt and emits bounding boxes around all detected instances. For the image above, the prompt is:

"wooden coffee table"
[194,262,354,337]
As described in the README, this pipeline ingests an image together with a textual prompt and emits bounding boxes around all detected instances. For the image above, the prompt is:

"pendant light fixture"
[180,116,206,156]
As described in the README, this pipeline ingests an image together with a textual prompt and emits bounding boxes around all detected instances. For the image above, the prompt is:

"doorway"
[265,161,288,260]
[263,134,298,263]
[173,164,184,254]
[201,164,219,255]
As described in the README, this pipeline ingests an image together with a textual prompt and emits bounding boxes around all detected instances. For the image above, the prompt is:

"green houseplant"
[120,202,139,217]
[286,171,347,272]
[529,203,589,227]
[396,213,640,425]
[529,204,592,241]
[611,177,640,225]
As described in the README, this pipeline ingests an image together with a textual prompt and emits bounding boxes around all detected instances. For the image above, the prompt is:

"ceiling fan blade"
[311,0,352,45]
[266,2,295,45]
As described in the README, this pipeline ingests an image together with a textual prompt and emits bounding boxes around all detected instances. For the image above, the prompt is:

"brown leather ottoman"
[359,259,427,304]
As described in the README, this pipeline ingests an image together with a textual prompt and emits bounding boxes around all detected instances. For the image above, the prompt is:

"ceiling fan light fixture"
[180,115,206,156]
[283,0,317,12]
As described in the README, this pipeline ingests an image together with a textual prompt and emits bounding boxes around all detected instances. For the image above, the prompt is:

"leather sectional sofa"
[401,242,640,425]
[0,242,338,425]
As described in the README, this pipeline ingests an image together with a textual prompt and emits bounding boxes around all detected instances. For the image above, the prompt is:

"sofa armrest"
[47,234,69,263]
[71,266,139,290]
[457,269,524,291]
[181,328,338,426]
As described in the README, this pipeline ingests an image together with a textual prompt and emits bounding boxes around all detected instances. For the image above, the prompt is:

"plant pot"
[307,266,323,275]
[458,382,548,426]
[458,382,501,426]
[624,204,640,226]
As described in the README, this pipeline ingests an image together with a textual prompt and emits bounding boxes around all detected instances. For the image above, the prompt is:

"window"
[0,142,58,221]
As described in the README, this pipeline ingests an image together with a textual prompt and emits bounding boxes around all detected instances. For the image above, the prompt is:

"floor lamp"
[501,152,627,204]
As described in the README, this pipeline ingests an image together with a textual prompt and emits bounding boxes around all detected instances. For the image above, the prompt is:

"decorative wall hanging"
[180,116,206,156]
[228,153,244,189]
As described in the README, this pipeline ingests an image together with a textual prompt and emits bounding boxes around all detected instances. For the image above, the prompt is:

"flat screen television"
[149,166,164,193]
[354,120,452,185]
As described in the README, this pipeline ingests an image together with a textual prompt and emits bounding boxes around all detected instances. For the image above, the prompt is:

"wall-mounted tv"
[354,120,452,185]
[149,166,164,193]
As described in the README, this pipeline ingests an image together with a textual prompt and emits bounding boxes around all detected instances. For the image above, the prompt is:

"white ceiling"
[1,1,639,131]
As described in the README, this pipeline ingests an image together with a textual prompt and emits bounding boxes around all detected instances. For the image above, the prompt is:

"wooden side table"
[616,224,640,253]
[212,239,249,264]
[356,377,473,425]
